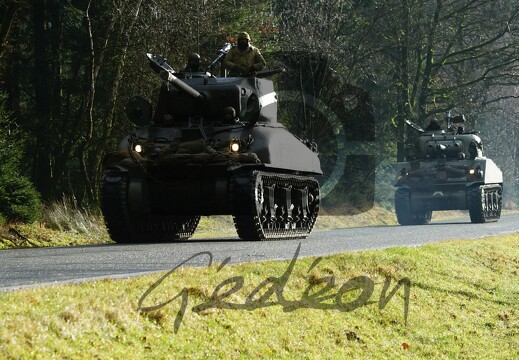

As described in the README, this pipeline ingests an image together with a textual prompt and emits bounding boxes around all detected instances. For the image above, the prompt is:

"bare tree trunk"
[396,0,411,162]
[77,1,122,202]
[32,0,53,199]
[91,0,144,201]
[417,0,442,121]
[0,3,20,60]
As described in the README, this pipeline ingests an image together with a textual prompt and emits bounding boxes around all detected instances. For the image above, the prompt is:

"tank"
[100,49,322,243]
[394,112,503,225]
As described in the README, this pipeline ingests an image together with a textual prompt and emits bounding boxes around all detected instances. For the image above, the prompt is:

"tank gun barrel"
[146,53,202,100]
[256,68,286,78]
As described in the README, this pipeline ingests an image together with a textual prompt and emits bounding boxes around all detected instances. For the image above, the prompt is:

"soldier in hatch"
[425,118,441,131]
[223,31,266,77]
[182,52,203,73]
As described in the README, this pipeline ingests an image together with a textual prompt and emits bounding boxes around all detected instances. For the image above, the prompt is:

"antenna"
[446,110,452,130]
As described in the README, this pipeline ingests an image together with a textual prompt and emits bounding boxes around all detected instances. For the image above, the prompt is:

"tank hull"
[101,68,322,242]
[394,157,503,224]
[101,163,320,242]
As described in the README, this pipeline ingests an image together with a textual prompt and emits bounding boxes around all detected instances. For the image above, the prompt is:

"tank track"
[468,184,502,223]
[394,187,432,225]
[101,168,200,243]
[231,170,320,240]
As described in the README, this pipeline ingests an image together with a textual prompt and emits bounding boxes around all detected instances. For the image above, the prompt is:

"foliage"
[272,0,519,202]
[0,92,21,170]
[0,172,41,223]
[1,0,519,208]
[0,196,110,250]
[0,92,41,223]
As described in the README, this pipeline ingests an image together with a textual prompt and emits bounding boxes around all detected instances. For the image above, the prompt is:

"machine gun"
[445,110,466,131]
[207,43,232,75]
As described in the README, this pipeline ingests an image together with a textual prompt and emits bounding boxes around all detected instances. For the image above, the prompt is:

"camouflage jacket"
[223,45,266,76]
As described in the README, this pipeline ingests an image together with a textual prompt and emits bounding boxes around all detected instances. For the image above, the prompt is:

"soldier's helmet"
[238,31,251,41]
[187,53,201,68]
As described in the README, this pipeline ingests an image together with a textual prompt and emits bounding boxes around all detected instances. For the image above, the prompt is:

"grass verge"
[1,234,518,358]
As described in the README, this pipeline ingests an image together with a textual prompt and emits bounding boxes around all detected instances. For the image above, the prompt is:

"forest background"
[1,0,519,223]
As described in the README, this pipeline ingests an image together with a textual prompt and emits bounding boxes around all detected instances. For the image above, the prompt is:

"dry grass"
[0,198,111,249]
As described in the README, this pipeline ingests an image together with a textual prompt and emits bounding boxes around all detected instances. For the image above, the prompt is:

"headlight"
[134,144,143,153]
[230,139,240,153]
[467,167,483,177]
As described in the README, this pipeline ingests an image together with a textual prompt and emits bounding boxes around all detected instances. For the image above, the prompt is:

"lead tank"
[394,112,502,225]
[101,49,322,242]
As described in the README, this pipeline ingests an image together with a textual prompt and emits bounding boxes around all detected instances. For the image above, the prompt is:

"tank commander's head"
[237,31,251,51]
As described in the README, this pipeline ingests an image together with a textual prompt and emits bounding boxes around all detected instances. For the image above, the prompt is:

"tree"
[273,0,519,206]
[2,0,519,210]
[0,91,41,223]
[379,0,519,160]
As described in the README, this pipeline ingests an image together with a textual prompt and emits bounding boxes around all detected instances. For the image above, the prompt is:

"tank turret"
[394,112,502,225]
[101,48,321,243]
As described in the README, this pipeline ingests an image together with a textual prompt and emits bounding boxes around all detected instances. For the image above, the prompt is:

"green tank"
[100,48,321,243]
[394,112,503,225]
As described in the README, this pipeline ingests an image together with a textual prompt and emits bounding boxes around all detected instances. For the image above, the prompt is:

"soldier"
[182,52,203,73]
[425,118,441,131]
[223,31,266,77]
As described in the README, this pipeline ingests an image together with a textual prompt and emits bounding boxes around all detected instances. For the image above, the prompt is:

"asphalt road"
[1,213,518,291]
